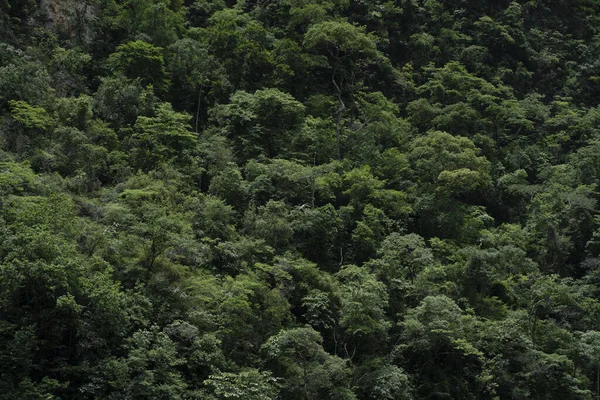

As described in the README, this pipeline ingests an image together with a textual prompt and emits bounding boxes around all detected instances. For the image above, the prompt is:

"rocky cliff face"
[39,0,96,41]
[39,0,68,29]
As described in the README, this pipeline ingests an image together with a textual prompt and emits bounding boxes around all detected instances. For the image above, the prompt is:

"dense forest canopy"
[2,0,600,398]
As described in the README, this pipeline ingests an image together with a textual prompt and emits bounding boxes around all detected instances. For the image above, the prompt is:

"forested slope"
[2,0,600,398]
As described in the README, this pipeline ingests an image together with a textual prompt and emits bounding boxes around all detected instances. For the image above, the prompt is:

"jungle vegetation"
[2,0,600,398]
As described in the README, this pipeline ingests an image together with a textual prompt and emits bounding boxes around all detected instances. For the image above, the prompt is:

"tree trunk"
[195,87,203,133]
[332,75,344,159]
[596,364,600,400]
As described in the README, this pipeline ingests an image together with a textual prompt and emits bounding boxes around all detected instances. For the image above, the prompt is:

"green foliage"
[262,327,355,400]
[367,232,433,284]
[407,131,491,187]
[203,8,275,89]
[9,100,53,131]
[51,47,92,96]
[336,264,390,350]
[214,88,306,160]
[130,102,198,171]
[117,0,185,46]
[3,1,600,399]
[93,74,152,128]
[108,40,170,92]
[368,364,414,400]
[101,325,189,398]
[202,369,280,400]
[303,20,379,60]
[0,44,51,107]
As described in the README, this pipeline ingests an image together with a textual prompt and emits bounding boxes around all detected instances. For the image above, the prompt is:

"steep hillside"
[2,0,600,398]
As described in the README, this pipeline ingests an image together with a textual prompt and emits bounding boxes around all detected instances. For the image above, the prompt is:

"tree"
[202,369,280,400]
[398,295,492,399]
[93,74,155,129]
[129,102,198,171]
[108,40,169,92]
[579,331,600,400]
[525,164,596,274]
[0,44,51,108]
[370,232,433,284]
[6,100,54,154]
[50,47,92,97]
[204,8,275,90]
[244,200,294,250]
[368,364,414,400]
[214,88,305,161]
[166,38,228,130]
[335,264,390,358]
[262,327,355,400]
[0,193,130,398]
[117,0,185,47]
[101,326,188,399]
[304,20,381,158]
[406,131,492,241]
